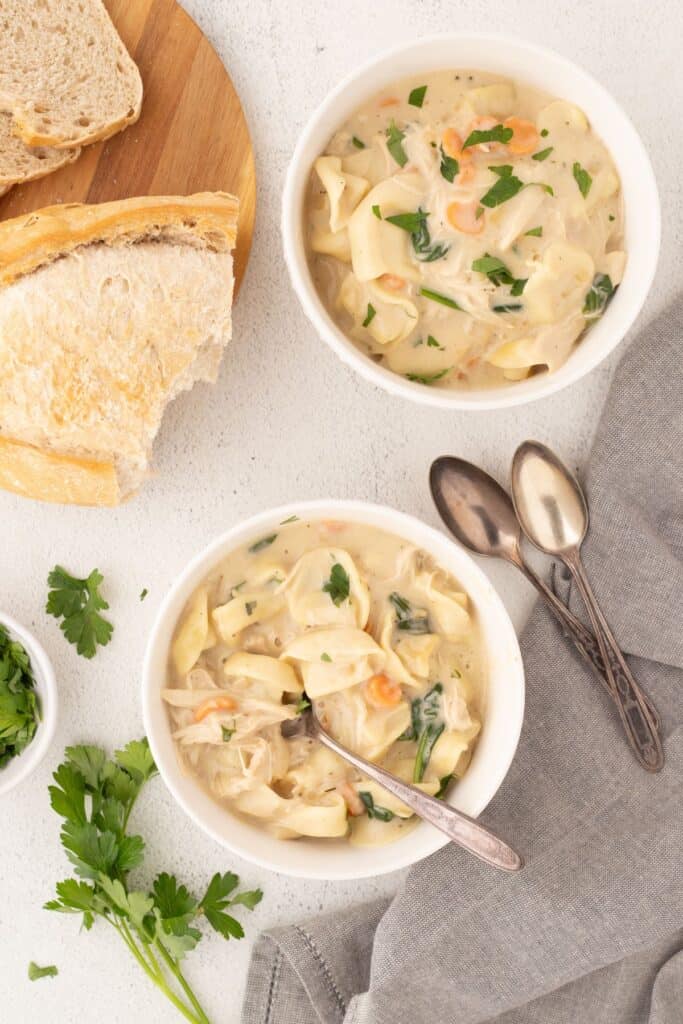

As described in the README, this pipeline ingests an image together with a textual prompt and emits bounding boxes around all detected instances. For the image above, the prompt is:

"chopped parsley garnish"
[358,791,395,822]
[419,287,462,310]
[280,514,299,524]
[28,962,58,981]
[244,601,257,616]
[408,84,427,108]
[322,563,350,606]
[525,226,543,237]
[583,273,615,319]
[46,566,113,659]
[540,128,549,137]
[248,534,277,553]
[295,696,311,714]
[320,653,332,663]
[401,683,445,782]
[0,623,39,768]
[493,303,523,312]
[573,161,592,198]
[608,214,615,222]
[221,725,235,742]
[435,774,454,799]
[439,144,459,182]
[480,165,553,208]
[463,123,512,148]
[372,204,382,219]
[362,303,376,327]
[385,207,449,262]
[351,135,365,149]
[389,592,430,633]
[386,121,408,167]
[471,253,526,297]
[139,587,148,601]
[405,368,451,386]
[426,335,444,349]
[532,146,553,161]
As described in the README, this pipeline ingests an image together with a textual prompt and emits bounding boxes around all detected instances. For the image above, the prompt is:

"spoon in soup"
[429,456,659,728]
[510,440,663,772]
[282,708,523,873]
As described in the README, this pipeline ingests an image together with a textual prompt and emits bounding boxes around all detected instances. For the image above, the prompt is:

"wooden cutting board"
[0,0,255,295]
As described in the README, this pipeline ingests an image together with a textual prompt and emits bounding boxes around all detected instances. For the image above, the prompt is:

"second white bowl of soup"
[142,501,524,880]
[283,35,659,409]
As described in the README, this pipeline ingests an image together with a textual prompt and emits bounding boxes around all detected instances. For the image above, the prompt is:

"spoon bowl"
[511,442,588,555]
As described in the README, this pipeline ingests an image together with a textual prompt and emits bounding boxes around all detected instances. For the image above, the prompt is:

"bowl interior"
[283,34,660,410]
[0,614,57,797]
[143,501,524,879]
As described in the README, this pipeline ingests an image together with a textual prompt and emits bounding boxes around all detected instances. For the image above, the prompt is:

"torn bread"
[0,112,80,191]
[0,193,238,507]
[0,0,142,149]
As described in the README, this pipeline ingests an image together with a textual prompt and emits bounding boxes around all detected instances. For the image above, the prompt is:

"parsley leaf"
[435,773,454,799]
[532,146,553,161]
[372,204,381,219]
[463,124,513,148]
[221,725,235,742]
[385,207,449,262]
[419,287,463,310]
[139,588,148,601]
[362,303,376,327]
[493,303,523,313]
[480,171,524,208]
[408,84,427,108]
[471,254,526,297]
[386,121,408,167]
[389,592,430,633]
[320,652,332,662]
[405,368,451,386]
[525,226,543,237]
[426,335,444,349]
[248,534,277,553]
[28,962,58,981]
[46,567,113,659]
[295,696,311,714]
[351,135,365,149]
[439,144,459,182]
[46,739,263,1020]
[359,791,395,821]
[583,273,615,319]
[322,563,350,606]
[573,161,592,198]
[280,514,299,524]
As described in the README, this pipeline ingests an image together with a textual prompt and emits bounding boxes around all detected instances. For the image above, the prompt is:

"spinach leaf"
[401,684,445,782]
[583,273,615,319]
[386,207,449,262]
[389,593,430,633]
[439,145,459,182]
[359,791,395,822]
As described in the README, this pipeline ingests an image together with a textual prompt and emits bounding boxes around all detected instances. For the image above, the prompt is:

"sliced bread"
[0,0,142,149]
[0,192,238,506]
[0,112,80,191]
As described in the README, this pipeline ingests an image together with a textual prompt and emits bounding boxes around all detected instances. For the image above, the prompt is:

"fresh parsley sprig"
[323,563,350,606]
[0,623,39,767]
[46,566,113,659]
[385,208,449,262]
[45,739,262,1024]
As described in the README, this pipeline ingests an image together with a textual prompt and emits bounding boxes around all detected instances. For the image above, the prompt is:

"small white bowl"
[282,33,660,410]
[142,500,524,880]
[0,613,58,797]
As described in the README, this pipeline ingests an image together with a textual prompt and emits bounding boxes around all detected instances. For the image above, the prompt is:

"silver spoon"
[429,456,659,729]
[283,709,523,873]
[510,440,663,773]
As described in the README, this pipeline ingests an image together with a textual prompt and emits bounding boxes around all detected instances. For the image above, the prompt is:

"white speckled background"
[2,0,681,1021]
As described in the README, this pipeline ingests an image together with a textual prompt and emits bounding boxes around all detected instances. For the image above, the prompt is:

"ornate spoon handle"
[517,560,660,730]
[563,553,664,772]
[311,716,523,872]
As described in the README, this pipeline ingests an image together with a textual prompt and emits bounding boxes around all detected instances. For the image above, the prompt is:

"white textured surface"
[1,1,681,1022]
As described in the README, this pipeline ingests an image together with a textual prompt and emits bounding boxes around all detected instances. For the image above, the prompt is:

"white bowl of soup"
[142,501,524,879]
[282,35,659,409]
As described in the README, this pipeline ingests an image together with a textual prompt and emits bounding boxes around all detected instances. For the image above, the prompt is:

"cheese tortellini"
[163,519,484,847]
[306,69,625,389]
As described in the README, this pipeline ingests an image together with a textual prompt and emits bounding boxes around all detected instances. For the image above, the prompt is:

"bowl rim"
[282,31,661,411]
[141,499,525,879]
[0,611,58,797]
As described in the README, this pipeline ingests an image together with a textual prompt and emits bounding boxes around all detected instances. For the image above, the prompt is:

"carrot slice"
[380,273,406,291]
[379,97,400,108]
[441,127,471,163]
[447,201,485,235]
[194,695,237,722]
[504,116,539,155]
[365,673,402,708]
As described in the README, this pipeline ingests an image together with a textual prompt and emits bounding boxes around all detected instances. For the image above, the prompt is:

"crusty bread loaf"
[0,112,80,190]
[0,193,238,507]
[0,0,142,149]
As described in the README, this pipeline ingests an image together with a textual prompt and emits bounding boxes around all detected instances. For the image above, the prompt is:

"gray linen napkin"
[242,303,683,1024]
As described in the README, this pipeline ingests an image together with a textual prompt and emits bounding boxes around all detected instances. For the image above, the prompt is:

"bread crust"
[0,192,239,286]
[0,437,120,506]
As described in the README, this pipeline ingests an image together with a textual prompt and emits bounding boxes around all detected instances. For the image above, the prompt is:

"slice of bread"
[0,193,238,506]
[0,0,142,149]
[0,112,80,191]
